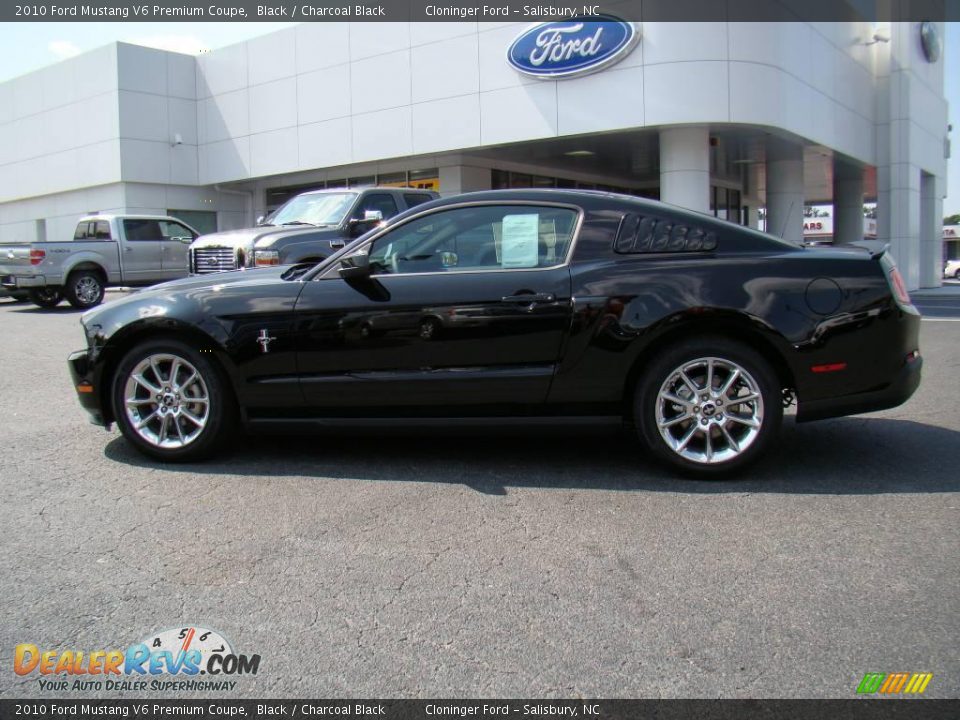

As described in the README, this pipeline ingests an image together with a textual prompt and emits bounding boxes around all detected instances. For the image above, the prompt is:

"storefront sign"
[506,15,639,79]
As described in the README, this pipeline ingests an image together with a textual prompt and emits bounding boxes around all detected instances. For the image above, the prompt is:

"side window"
[403,193,433,209]
[93,221,111,240]
[355,193,399,220]
[365,205,578,275]
[122,219,163,242]
[158,221,196,240]
[615,213,717,254]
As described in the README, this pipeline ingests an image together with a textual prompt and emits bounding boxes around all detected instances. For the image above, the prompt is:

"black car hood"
[191,225,343,251]
[81,266,294,326]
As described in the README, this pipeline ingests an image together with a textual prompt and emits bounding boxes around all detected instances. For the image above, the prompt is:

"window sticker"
[500,213,540,268]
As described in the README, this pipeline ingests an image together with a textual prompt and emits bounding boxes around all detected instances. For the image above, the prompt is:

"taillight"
[29,249,45,266]
[888,266,911,307]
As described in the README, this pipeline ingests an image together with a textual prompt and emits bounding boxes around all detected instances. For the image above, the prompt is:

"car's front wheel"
[112,339,235,462]
[954,269,960,281]
[636,337,782,477]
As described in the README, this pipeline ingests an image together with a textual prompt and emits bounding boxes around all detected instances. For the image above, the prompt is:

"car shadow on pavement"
[9,305,86,313]
[103,416,960,496]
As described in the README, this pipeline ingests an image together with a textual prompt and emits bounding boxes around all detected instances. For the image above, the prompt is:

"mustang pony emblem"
[256,329,277,353]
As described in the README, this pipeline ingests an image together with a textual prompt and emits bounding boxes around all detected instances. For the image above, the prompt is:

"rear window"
[74,221,112,240]
[615,213,717,254]
[403,193,434,209]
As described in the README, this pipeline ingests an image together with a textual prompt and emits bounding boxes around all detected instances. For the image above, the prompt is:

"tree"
[944,214,960,226]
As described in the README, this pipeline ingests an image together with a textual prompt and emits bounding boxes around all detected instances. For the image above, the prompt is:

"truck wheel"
[635,337,782,477]
[29,287,63,308]
[112,339,236,462]
[65,270,105,309]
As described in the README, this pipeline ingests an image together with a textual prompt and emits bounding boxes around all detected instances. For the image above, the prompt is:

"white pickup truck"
[0,214,198,309]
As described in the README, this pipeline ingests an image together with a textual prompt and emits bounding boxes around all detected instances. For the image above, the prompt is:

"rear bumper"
[1,274,47,289]
[68,348,110,428]
[796,353,922,422]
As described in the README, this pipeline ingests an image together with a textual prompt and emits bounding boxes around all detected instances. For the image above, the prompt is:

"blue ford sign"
[506,15,640,79]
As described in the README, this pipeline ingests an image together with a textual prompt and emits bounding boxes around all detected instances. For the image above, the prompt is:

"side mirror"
[338,251,371,280]
[256,215,265,226]
[349,209,384,237]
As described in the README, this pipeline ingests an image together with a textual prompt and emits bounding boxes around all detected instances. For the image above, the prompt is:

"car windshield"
[269,192,358,227]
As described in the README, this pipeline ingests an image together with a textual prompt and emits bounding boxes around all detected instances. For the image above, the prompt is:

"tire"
[111,339,236,462]
[65,270,105,309]
[954,269,960,281]
[29,287,63,308]
[635,337,783,477]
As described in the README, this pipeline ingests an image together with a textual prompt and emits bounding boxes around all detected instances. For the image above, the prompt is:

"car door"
[332,192,403,252]
[294,202,579,412]
[158,220,196,279]
[119,219,164,284]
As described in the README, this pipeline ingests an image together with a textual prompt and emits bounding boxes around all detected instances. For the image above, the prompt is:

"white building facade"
[0,20,949,288]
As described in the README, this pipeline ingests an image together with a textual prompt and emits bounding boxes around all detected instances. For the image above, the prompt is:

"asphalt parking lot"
[0,290,957,699]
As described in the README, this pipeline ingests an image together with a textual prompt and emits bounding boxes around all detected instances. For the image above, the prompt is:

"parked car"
[68,190,921,476]
[188,187,437,275]
[943,258,960,280]
[0,214,198,309]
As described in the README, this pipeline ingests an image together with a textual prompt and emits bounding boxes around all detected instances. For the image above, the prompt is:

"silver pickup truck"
[0,214,198,309]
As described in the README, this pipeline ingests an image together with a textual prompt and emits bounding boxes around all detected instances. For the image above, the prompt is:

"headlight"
[254,250,280,267]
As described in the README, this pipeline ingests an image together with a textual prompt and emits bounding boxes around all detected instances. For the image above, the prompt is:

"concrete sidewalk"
[913,281,960,297]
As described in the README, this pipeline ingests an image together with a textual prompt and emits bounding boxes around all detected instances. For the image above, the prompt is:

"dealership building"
[0,20,950,288]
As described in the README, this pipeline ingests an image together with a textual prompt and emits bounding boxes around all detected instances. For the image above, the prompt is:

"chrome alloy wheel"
[74,276,101,305]
[123,353,210,449]
[655,357,764,465]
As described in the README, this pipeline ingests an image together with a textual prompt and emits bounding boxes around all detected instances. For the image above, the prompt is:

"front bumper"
[68,348,110,428]
[1,274,47,289]
[796,352,922,422]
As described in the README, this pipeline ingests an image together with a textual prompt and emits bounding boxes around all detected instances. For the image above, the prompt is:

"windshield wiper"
[280,220,316,226]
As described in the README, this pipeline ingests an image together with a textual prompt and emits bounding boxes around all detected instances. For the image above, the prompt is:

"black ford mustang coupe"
[69,190,921,476]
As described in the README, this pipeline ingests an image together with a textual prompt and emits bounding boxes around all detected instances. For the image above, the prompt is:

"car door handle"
[501,292,555,304]
[329,240,346,250]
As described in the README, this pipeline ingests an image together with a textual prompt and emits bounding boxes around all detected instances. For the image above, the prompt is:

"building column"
[765,137,804,245]
[833,156,864,245]
[919,172,943,288]
[438,166,492,197]
[659,126,710,214]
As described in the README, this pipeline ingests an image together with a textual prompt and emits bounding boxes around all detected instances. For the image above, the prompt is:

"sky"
[0,21,957,216]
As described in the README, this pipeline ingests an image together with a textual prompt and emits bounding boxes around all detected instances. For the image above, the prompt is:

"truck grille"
[191,247,237,274]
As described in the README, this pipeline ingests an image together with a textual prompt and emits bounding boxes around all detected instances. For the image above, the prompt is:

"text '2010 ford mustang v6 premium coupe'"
[68,190,921,476]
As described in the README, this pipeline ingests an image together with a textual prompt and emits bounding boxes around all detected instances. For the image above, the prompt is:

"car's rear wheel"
[65,270,105,309]
[636,337,782,476]
[29,287,63,308]
[112,339,235,462]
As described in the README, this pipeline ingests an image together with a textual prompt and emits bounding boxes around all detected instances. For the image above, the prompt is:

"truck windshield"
[269,192,358,227]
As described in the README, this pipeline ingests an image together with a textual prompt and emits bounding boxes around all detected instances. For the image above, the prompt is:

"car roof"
[415,188,801,248]
[298,186,436,196]
[78,214,187,222]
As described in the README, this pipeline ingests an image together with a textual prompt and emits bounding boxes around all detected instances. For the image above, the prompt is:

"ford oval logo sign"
[507,15,639,79]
